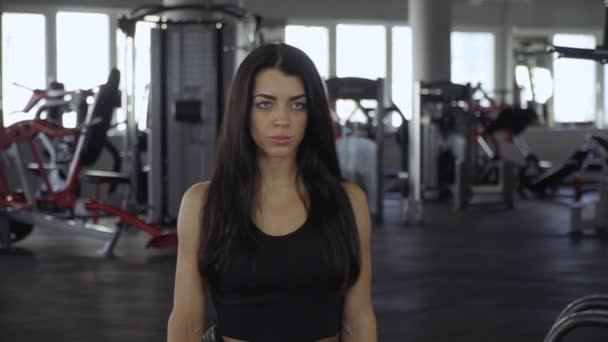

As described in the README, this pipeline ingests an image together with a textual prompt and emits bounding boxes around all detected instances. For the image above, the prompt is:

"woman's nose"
[272,107,290,126]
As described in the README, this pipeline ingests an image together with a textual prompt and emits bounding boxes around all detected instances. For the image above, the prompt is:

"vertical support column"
[329,24,337,78]
[410,0,452,83]
[407,0,452,223]
[109,13,118,70]
[385,25,393,105]
[597,61,604,128]
[46,10,57,86]
[495,3,514,105]
[376,78,385,223]
[407,82,423,222]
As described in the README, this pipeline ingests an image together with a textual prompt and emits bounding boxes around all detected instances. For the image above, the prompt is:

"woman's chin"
[259,147,296,159]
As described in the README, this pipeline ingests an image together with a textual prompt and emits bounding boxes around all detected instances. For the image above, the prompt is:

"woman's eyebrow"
[253,93,306,100]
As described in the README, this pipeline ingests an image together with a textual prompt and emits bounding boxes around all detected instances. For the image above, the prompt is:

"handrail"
[544,310,608,342]
[554,295,608,325]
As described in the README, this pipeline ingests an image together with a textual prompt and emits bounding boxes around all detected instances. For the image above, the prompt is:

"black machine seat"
[81,170,130,185]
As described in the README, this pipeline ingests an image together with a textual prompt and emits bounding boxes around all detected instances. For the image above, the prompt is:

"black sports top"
[209,216,344,341]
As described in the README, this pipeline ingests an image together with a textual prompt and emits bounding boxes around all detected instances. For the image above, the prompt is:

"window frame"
[514,27,604,127]
[3,6,605,128]
[1,4,125,127]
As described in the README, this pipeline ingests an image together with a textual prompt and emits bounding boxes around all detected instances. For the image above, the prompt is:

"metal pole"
[603,3,608,48]
[544,310,608,342]
[124,34,139,211]
[376,78,385,223]
[10,144,38,211]
[406,82,422,223]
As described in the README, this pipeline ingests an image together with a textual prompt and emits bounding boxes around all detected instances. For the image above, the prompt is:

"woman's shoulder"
[340,181,365,202]
[183,180,211,202]
[177,181,211,239]
[340,181,372,236]
[340,181,368,210]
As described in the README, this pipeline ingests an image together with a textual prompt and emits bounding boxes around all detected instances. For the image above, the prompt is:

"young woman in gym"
[167,43,377,342]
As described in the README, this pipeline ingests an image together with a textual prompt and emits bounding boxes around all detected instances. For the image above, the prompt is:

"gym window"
[285,25,330,80]
[56,11,110,127]
[451,31,495,94]
[336,24,386,123]
[515,65,553,105]
[391,26,413,120]
[1,13,47,127]
[552,33,596,123]
[116,21,156,130]
[336,24,386,79]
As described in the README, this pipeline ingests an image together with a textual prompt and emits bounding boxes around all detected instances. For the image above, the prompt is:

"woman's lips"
[269,136,291,145]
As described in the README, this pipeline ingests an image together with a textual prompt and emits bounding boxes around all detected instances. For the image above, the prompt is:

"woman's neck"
[256,155,299,189]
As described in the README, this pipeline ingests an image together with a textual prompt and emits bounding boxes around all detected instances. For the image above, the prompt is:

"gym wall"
[1,0,601,31]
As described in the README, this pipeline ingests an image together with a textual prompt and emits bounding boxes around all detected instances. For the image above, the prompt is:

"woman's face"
[249,68,308,159]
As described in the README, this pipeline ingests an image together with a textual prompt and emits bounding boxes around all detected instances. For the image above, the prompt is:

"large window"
[1,13,46,126]
[117,21,156,130]
[336,24,386,79]
[451,32,495,93]
[285,25,330,80]
[56,12,110,127]
[391,26,413,120]
[515,65,553,105]
[336,24,386,123]
[553,34,596,123]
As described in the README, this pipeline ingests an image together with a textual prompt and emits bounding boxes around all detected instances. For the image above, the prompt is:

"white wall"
[1,0,604,31]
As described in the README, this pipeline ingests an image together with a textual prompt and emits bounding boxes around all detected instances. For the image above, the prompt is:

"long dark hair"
[199,43,361,292]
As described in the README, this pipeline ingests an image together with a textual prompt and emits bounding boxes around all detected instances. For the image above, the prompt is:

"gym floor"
[2,198,608,342]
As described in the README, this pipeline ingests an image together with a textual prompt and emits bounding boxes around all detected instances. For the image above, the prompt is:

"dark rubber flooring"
[1,198,608,342]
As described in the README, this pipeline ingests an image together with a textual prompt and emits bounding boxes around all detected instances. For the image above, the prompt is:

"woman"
[167,43,377,342]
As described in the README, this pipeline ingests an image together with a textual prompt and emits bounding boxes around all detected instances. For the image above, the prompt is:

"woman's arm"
[167,181,209,342]
[341,182,378,342]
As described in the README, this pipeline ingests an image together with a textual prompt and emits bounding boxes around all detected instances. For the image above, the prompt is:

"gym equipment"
[524,135,608,199]
[118,3,261,225]
[544,294,608,342]
[470,97,548,198]
[0,69,176,256]
[549,1,608,63]
[467,86,608,202]
[570,179,608,237]
[11,80,124,197]
[326,77,410,222]
[544,0,608,237]
[407,81,516,222]
[12,80,87,125]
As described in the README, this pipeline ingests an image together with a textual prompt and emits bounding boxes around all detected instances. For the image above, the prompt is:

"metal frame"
[544,310,608,342]
[119,4,260,224]
[406,82,422,224]
[375,78,385,222]
[407,81,514,218]
[0,118,176,256]
[553,295,608,325]
[327,77,387,222]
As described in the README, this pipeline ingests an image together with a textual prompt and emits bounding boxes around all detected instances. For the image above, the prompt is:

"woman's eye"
[292,102,307,111]
[256,101,272,109]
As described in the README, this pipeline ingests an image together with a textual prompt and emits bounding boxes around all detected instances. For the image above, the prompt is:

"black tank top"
[209,216,344,342]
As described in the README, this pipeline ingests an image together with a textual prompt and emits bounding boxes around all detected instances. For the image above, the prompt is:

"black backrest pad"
[80,68,121,167]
